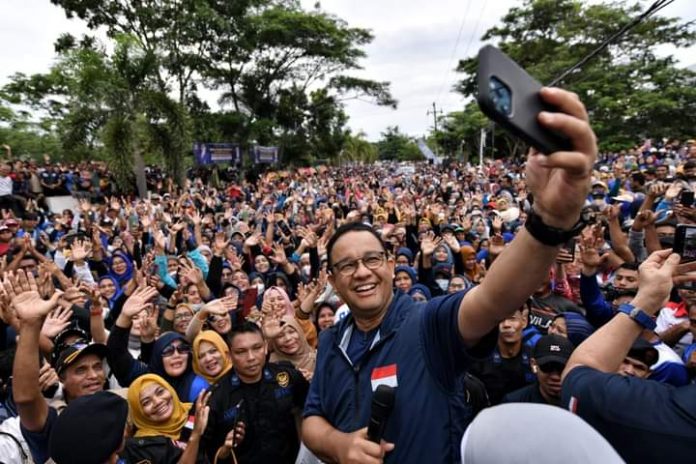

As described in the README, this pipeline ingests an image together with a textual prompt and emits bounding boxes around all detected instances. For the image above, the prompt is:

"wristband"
[616,303,657,331]
[524,208,585,246]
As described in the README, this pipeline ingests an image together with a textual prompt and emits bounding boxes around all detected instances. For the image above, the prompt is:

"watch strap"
[616,303,657,331]
[524,208,584,246]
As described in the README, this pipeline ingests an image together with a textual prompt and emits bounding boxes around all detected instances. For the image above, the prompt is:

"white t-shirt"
[0,176,13,196]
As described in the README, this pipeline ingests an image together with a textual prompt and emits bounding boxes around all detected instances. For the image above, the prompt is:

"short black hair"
[229,321,264,344]
[326,222,387,269]
[618,261,639,272]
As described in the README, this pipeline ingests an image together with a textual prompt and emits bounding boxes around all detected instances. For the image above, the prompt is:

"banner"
[253,146,280,164]
[417,139,441,164]
[193,143,241,165]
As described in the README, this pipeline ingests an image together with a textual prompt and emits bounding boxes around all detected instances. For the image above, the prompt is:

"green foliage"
[46,0,396,167]
[453,0,696,154]
[342,131,378,164]
[376,126,423,161]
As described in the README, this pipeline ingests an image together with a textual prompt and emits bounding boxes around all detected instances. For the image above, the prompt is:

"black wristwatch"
[524,208,586,246]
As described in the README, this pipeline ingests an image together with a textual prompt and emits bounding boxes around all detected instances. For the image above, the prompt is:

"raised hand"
[268,243,288,266]
[181,261,204,285]
[420,231,441,257]
[191,211,202,226]
[491,216,503,232]
[153,230,167,251]
[41,306,74,339]
[202,294,238,315]
[139,308,158,343]
[213,232,230,256]
[244,232,261,248]
[3,270,62,321]
[192,390,212,437]
[69,239,92,262]
[634,250,696,315]
[121,286,159,319]
[262,313,283,339]
[443,233,461,253]
[579,229,607,272]
[524,88,597,230]
[38,363,60,393]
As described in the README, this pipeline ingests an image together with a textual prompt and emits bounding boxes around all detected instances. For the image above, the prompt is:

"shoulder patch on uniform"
[276,371,290,388]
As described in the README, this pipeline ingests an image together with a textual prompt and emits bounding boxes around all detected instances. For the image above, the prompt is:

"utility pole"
[427,102,444,156]
[479,128,486,170]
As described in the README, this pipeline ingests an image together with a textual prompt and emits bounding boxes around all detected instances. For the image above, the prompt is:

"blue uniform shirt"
[304,290,496,463]
[562,366,696,463]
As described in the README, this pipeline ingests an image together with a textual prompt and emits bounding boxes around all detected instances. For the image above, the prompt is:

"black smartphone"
[477,45,573,155]
[674,224,696,262]
[558,238,576,263]
[680,191,694,207]
[278,220,292,236]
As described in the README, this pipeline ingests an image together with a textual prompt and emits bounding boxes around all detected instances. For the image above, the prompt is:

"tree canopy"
[1,0,395,179]
[447,0,696,158]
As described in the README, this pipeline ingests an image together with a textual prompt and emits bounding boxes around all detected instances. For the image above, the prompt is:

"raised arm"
[563,250,696,380]
[7,270,63,432]
[458,88,597,347]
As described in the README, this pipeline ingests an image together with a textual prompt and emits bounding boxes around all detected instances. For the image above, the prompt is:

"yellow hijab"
[127,374,192,440]
[192,330,233,384]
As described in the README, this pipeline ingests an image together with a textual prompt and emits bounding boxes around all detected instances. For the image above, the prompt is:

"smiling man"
[302,87,598,463]
[7,270,108,463]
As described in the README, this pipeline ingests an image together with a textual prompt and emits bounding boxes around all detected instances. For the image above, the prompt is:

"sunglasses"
[161,344,191,358]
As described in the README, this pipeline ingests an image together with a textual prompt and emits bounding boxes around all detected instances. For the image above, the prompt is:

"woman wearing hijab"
[394,265,417,293]
[109,249,135,287]
[107,287,209,403]
[122,374,209,463]
[192,331,233,385]
[98,275,128,328]
[460,245,484,285]
[262,286,317,348]
[267,316,316,381]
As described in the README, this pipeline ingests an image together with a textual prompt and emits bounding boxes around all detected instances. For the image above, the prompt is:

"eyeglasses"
[161,344,191,357]
[332,252,386,276]
[173,313,192,321]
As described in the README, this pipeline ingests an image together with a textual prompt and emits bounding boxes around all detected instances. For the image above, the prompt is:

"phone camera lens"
[489,76,512,116]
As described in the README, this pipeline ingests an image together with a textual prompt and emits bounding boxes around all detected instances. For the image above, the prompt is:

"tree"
[2,34,190,193]
[454,0,696,153]
[50,0,396,166]
[376,126,423,161]
[341,131,378,164]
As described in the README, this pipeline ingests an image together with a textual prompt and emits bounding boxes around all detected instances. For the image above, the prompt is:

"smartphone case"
[477,45,573,155]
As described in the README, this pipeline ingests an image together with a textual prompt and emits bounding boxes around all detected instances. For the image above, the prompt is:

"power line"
[434,0,473,106]
[549,0,676,86]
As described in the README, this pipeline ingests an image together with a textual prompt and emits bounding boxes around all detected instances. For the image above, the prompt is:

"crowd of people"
[0,89,695,463]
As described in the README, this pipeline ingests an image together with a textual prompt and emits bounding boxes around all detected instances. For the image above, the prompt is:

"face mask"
[435,279,449,292]
[301,265,311,278]
[168,271,178,279]
[255,283,265,294]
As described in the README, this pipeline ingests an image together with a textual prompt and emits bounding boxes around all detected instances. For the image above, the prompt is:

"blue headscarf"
[97,275,123,309]
[395,265,417,285]
[109,250,134,287]
[149,332,208,403]
[409,284,432,301]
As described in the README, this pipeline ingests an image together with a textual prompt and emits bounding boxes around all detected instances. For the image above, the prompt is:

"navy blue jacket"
[304,290,496,463]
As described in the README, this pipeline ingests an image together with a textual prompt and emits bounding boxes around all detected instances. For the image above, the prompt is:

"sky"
[1,0,694,141]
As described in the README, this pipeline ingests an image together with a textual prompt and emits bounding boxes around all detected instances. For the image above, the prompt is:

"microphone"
[367,384,396,443]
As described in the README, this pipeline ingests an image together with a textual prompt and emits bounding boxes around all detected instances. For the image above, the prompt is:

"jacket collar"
[334,290,412,349]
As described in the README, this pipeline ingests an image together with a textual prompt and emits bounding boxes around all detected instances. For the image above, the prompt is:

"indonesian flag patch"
[371,364,398,391]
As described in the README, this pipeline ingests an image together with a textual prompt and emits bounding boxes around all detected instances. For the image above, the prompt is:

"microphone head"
[372,384,395,411]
